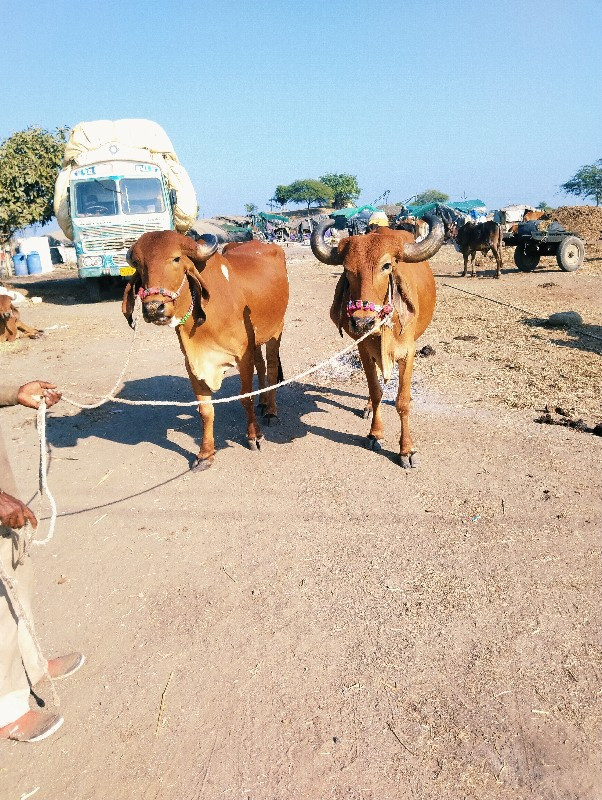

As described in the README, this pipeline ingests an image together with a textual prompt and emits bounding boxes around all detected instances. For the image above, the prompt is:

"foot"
[46,652,85,681]
[191,455,214,471]
[0,710,63,742]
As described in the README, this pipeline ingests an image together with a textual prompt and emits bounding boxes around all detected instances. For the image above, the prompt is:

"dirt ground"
[0,241,600,800]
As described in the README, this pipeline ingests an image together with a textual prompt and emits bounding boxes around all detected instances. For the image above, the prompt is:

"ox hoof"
[191,456,214,472]
[263,413,280,426]
[400,452,419,469]
[362,405,372,420]
[365,436,382,452]
[248,436,264,451]
[256,402,267,415]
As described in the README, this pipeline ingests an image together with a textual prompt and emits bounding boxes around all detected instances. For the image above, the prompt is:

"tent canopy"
[330,204,377,219]
[258,212,290,223]
[404,199,486,218]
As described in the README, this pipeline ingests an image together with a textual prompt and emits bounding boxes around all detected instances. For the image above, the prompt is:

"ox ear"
[391,267,417,330]
[122,273,141,329]
[330,271,349,337]
[185,269,210,326]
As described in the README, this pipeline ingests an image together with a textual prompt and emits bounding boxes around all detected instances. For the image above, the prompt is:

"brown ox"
[122,231,289,470]
[523,210,545,222]
[0,295,42,342]
[453,220,503,278]
[311,215,443,467]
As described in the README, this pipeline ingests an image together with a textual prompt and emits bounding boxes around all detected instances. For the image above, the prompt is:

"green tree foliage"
[244,203,258,215]
[560,160,602,206]
[285,179,333,212]
[319,173,360,209]
[273,185,290,208]
[414,189,449,206]
[537,201,551,210]
[0,126,67,244]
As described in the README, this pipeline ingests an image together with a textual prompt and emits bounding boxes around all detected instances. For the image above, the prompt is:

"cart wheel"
[514,244,540,271]
[86,279,101,302]
[556,236,584,271]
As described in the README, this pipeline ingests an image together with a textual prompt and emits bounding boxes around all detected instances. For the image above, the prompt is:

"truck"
[54,119,197,300]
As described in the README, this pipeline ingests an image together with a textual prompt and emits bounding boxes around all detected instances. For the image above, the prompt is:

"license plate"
[120,266,136,276]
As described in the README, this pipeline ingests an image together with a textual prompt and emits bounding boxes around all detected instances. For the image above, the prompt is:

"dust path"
[1,246,600,799]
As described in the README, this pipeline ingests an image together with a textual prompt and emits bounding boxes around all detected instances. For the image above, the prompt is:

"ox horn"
[400,214,445,262]
[194,234,219,262]
[310,219,343,265]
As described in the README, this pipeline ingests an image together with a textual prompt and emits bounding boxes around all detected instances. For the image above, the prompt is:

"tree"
[273,185,290,208]
[414,189,449,206]
[244,203,258,215]
[560,160,602,206]
[319,173,360,209]
[285,179,333,213]
[537,201,551,210]
[0,126,67,244]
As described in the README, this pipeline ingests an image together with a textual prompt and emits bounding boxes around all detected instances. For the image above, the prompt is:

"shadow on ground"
[523,317,602,354]
[46,375,387,469]
[6,274,125,305]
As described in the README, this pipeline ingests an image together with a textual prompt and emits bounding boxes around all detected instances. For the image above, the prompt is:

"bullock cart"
[504,220,585,272]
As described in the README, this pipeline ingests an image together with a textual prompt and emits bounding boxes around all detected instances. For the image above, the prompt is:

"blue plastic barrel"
[26,252,42,275]
[13,253,28,276]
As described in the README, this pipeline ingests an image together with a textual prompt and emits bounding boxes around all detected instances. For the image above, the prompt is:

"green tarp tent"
[258,212,290,223]
[405,199,486,218]
[330,204,378,219]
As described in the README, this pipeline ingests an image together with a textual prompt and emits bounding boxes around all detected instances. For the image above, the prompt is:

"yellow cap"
[368,211,389,227]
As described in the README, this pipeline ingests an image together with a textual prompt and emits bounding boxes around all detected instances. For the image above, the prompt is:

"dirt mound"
[543,206,602,242]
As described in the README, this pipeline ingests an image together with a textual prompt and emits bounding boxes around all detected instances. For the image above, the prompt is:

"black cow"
[454,221,503,278]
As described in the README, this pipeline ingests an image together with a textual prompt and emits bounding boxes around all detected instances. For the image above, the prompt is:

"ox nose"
[350,315,376,335]
[142,300,167,322]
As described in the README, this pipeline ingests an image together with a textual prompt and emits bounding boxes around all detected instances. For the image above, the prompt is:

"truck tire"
[514,244,540,272]
[556,236,584,271]
[86,279,101,302]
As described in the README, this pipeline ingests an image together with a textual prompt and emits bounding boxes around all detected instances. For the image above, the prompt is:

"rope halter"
[137,273,188,302]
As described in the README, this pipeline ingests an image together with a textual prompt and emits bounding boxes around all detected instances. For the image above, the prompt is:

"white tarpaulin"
[54,119,197,240]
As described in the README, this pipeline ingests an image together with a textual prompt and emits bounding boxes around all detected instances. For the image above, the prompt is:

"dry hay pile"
[543,206,602,242]
[425,287,602,424]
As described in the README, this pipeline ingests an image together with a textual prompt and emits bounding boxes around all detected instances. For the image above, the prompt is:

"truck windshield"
[120,178,165,215]
[74,180,119,217]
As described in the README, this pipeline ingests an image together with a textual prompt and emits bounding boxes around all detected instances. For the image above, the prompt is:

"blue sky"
[1,0,601,217]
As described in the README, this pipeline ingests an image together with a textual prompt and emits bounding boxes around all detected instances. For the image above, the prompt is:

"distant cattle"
[523,210,545,222]
[454,221,503,278]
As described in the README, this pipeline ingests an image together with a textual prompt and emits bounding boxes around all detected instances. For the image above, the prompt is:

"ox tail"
[277,355,284,384]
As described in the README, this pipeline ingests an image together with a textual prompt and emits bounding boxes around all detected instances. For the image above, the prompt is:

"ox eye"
[173,256,181,263]
[382,262,392,271]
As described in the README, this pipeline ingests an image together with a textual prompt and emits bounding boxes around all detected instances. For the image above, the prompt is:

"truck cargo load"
[54,119,197,241]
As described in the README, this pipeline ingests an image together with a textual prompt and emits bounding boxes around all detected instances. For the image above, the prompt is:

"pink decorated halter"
[346,299,393,318]
[137,273,187,302]
[347,277,393,319]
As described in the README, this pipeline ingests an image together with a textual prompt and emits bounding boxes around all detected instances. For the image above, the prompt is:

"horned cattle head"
[122,230,218,329]
[311,214,444,336]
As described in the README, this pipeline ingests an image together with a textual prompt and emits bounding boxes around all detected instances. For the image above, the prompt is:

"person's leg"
[0,528,62,741]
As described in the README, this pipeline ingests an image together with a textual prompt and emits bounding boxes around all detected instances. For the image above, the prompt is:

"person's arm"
[0,381,61,410]
[0,386,19,408]
[0,492,37,529]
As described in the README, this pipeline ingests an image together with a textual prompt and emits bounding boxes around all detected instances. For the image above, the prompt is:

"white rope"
[33,400,56,546]
[61,308,392,410]
[34,305,393,543]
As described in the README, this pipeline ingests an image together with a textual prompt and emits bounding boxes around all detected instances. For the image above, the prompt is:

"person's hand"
[0,492,37,529]
[17,381,62,410]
